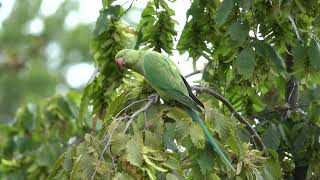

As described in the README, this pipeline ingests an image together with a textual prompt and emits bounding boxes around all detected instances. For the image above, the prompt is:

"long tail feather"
[185,107,235,171]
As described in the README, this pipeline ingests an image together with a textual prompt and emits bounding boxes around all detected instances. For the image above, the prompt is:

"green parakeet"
[115,49,234,171]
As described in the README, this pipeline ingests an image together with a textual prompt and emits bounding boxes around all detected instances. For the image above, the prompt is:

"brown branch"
[184,70,203,78]
[191,85,268,156]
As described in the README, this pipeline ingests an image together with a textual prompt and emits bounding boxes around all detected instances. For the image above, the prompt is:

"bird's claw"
[148,94,159,102]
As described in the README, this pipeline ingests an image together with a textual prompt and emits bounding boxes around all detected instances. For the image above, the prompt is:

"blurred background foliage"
[0,0,93,123]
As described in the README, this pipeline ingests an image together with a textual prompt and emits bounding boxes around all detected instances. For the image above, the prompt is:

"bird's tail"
[185,107,235,172]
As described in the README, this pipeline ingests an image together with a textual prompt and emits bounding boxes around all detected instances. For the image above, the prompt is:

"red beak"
[116,58,125,66]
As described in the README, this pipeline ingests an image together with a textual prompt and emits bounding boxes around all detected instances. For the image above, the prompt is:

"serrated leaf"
[94,6,124,36]
[215,0,234,25]
[164,122,179,151]
[197,151,214,175]
[126,138,143,167]
[253,41,287,77]
[235,47,256,79]
[94,10,109,36]
[145,167,156,180]
[227,21,249,44]
[265,44,287,77]
[70,154,83,180]
[162,156,180,170]
[308,38,320,70]
[262,150,282,179]
[175,118,191,142]
[189,124,205,149]
[104,92,128,122]
[261,124,281,150]
[143,155,168,172]
[144,131,162,150]
[111,133,127,154]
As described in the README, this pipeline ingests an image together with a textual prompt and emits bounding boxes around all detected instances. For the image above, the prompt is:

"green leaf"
[145,167,157,180]
[215,0,234,25]
[253,41,287,77]
[293,41,307,62]
[94,10,109,36]
[164,122,179,151]
[162,156,180,170]
[189,124,205,149]
[111,133,127,154]
[308,38,320,70]
[143,155,168,172]
[102,0,116,8]
[126,138,143,167]
[114,173,134,180]
[265,44,287,77]
[227,20,249,44]
[15,105,34,132]
[166,173,179,180]
[210,173,221,180]
[261,124,281,150]
[70,153,83,180]
[46,152,66,180]
[262,150,282,179]
[235,47,256,79]
[197,151,214,175]
[94,6,124,36]
[144,131,162,150]
[104,92,128,122]
[294,0,306,13]
[78,84,93,127]
[175,118,192,142]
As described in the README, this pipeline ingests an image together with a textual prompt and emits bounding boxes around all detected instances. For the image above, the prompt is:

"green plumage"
[115,49,235,171]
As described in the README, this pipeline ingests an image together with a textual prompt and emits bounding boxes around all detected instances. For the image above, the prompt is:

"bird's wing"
[142,52,201,111]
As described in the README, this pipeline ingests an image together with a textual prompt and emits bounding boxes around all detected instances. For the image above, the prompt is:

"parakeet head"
[115,49,141,70]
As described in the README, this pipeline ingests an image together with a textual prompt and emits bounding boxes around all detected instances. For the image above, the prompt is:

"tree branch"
[91,97,155,180]
[191,85,268,156]
[123,94,158,133]
[184,70,203,78]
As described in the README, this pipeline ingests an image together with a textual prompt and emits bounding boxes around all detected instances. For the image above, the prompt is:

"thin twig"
[123,95,158,133]
[94,99,148,135]
[249,104,309,120]
[144,111,148,130]
[91,119,122,180]
[191,85,268,156]
[184,70,203,78]
[108,150,116,171]
[91,95,158,180]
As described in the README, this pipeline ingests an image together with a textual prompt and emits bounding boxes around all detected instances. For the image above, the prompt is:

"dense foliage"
[1,0,320,179]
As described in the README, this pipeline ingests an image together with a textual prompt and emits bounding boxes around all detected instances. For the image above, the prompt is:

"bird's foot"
[148,93,159,103]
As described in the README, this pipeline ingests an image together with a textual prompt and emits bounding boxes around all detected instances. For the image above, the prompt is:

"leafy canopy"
[1,0,320,179]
